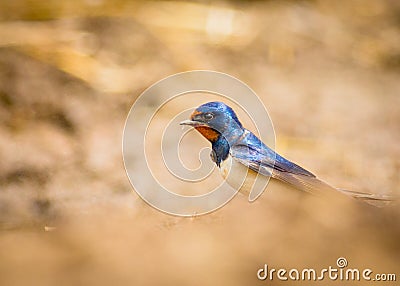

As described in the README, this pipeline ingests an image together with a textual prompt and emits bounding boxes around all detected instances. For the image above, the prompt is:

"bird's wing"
[230,131,394,206]
[231,143,329,195]
[230,130,315,177]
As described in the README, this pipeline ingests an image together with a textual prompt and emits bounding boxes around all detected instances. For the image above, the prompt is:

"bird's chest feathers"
[219,154,260,195]
[195,126,220,142]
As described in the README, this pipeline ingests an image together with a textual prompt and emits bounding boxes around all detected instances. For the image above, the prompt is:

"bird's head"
[180,101,243,143]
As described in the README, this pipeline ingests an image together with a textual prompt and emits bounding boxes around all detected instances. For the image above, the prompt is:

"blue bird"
[180,101,392,205]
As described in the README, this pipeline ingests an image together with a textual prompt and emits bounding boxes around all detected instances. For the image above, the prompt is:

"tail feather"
[272,171,395,207]
[337,189,393,207]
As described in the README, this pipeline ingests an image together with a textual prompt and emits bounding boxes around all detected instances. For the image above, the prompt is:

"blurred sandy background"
[0,1,399,285]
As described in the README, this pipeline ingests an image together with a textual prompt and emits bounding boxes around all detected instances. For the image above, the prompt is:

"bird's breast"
[219,154,270,197]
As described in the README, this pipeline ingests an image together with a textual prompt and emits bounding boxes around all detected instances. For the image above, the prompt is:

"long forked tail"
[272,171,395,207]
[337,189,393,207]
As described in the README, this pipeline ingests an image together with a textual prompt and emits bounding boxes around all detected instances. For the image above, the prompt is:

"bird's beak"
[179,120,207,127]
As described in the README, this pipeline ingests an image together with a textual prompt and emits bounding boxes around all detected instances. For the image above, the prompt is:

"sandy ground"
[0,1,399,285]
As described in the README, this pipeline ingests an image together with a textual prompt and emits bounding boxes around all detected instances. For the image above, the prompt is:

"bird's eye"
[204,112,214,121]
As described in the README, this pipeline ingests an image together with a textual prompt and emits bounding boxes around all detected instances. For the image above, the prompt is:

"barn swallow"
[180,101,392,205]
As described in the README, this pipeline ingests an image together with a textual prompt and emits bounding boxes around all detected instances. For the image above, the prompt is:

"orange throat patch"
[195,126,220,142]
